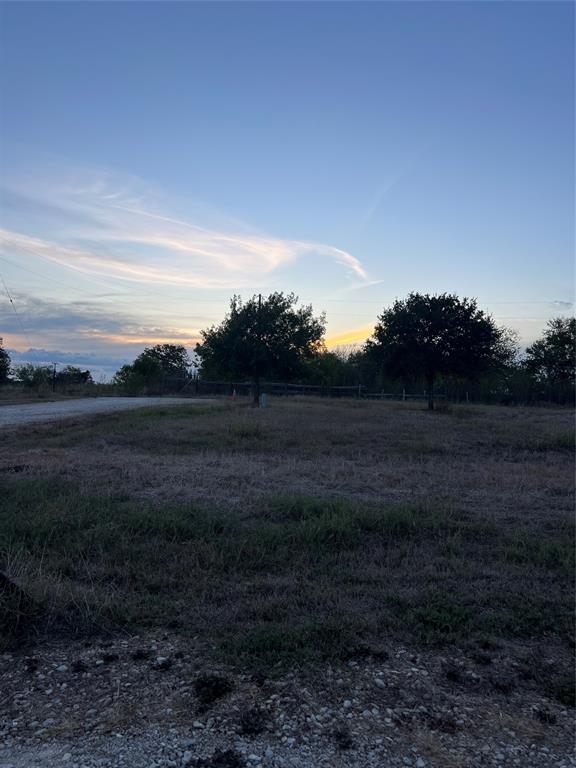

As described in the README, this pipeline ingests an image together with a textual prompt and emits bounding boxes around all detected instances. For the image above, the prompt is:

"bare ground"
[0,632,574,768]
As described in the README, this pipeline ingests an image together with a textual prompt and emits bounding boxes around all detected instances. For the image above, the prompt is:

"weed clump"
[194,673,235,710]
[332,724,355,750]
[547,677,576,708]
[534,707,557,724]
[192,749,244,768]
[238,705,268,736]
[0,571,41,647]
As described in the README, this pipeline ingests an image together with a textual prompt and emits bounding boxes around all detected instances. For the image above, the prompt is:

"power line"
[0,270,42,364]
[0,254,115,300]
[1,243,240,303]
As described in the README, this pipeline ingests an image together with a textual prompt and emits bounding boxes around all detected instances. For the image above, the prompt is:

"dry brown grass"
[2,398,572,517]
[0,398,573,687]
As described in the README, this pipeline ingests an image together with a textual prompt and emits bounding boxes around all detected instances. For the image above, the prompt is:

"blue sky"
[0,1,573,378]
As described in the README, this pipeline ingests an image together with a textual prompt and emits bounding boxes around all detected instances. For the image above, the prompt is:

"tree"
[114,357,163,393]
[195,292,326,404]
[525,317,575,402]
[366,293,516,409]
[138,344,191,377]
[0,339,10,384]
[13,363,52,389]
[113,344,191,394]
[55,366,93,386]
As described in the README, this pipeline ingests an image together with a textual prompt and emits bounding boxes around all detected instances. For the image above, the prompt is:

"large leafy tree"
[0,339,10,384]
[525,317,575,400]
[195,292,326,404]
[366,293,516,409]
[114,344,191,393]
[138,344,191,377]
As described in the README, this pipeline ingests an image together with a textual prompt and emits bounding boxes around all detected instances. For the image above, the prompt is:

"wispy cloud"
[1,168,369,288]
[360,178,401,228]
[360,149,427,228]
[0,292,203,350]
[84,328,201,346]
[0,228,233,289]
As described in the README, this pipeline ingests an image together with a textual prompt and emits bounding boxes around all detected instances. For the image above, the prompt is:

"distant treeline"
[0,361,96,396]
[112,345,574,405]
[1,293,574,406]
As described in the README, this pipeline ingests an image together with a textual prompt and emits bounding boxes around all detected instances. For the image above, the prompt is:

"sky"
[0,1,574,380]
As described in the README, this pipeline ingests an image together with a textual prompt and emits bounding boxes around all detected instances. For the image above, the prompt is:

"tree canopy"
[11,363,93,390]
[56,366,93,385]
[114,344,191,394]
[0,340,10,385]
[13,363,52,389]
[525,317,575,400]
[366,293,516,409]
[138,344,191,376]
[195,292,326,403]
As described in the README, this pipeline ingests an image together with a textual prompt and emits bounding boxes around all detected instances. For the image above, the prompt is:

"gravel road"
[0,397,212,427]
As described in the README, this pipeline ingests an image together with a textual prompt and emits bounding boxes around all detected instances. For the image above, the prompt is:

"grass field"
[0,398,574,697]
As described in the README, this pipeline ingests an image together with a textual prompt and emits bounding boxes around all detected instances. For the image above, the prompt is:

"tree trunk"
[426,373,435,410]
[253,375,260,406]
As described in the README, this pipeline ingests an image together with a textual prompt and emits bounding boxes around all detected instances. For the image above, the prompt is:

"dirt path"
[0,397,214,426]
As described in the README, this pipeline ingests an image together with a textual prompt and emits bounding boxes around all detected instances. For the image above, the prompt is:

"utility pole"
[254,293,262,407]
[52,362,57,392]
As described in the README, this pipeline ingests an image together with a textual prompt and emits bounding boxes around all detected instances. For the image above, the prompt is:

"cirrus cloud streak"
[1,169,368,289]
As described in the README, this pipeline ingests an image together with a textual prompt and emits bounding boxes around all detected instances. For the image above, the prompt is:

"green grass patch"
[409,597,473,642]
[224,618,364,668]
[479,592,574,637]
[514,430,575,453]
[501,532,575,571]
[1,476,573,665]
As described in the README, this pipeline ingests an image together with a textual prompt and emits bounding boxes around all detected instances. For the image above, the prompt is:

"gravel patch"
[1,635,574,768]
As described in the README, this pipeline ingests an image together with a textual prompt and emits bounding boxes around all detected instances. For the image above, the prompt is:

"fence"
[179,378,446,402]
[363,391,446,401]
[181,379,363,398]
